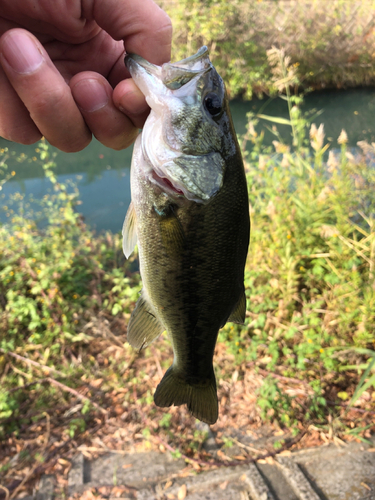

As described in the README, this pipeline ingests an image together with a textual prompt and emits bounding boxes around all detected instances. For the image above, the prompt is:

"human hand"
[0,0,172,151]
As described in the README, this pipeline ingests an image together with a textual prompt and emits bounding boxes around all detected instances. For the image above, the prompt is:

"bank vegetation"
[160,0,375,97]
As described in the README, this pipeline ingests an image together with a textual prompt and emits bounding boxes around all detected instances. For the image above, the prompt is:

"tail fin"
[154,367,218,425]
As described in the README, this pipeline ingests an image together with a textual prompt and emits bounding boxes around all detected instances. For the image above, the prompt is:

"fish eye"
[203,92,222,117]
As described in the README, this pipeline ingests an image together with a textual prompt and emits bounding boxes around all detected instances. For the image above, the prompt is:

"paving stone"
[89,451,185,488]
[165,463,249,497]
[294,441,375,500]
[256,462,299,500]
[68,453,84,493]
[243,463,275,500]
[58,433,375,500]
[276,456,320,500]
[182,482,249,499]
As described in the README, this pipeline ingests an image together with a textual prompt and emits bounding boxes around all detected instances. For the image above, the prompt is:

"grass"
[0,49,374,496]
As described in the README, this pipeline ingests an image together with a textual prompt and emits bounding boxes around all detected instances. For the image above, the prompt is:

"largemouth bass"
[123,47,250,425]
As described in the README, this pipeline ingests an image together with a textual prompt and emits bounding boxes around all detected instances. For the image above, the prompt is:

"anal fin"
[127,293,165,349]
[122,201,137,259]
[227,291,246,325]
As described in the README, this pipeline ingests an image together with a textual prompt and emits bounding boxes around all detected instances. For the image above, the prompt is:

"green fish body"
[123,47,250,424]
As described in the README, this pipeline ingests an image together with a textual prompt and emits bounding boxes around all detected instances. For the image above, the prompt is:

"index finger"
[86,0,172,65]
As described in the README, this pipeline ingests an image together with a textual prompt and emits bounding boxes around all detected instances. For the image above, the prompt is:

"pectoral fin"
[127,292,165,349]
[122,202,137,259]
[227,291,246,325]
[157,205,185,258]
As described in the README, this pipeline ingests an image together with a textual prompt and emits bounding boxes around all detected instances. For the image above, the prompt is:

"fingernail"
[72,79,109,112]
[1,30,44,74]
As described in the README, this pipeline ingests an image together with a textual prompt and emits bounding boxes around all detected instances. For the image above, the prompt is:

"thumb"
[86,0,172,65]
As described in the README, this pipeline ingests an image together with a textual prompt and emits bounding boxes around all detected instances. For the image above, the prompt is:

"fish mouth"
[125,47,222,204]
[125,46,211,92]
[150,170,184,197]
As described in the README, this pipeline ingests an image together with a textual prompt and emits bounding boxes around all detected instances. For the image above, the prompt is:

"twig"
[326,400,375,416]
[1,350,66,378]
[230,436,266,454]
[0,486,9,500]
[103,327,127,350]
[45,377,108,415]
[257,367,311,387]
[6,379,50,394]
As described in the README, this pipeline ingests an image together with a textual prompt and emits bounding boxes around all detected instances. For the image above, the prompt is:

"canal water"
[1,88,375,233]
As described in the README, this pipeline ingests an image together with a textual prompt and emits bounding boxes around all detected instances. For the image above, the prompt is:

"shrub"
[161,0,375,97]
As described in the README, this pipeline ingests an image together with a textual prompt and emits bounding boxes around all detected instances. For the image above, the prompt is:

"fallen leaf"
[90,378,103,388]
[122,463,133,469]
[219,481,229,490]
[98,486,111,495]
[361,482,371,491]
[164,480,173,490]
[279,450,292,456]
[112,486,127,497]
[80,490,97,500]
[178,484,187,500]
[58,458,70,465]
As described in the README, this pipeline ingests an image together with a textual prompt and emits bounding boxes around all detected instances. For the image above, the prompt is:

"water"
[1,88,375,232]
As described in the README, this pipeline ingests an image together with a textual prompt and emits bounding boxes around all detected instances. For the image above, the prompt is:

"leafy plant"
[0,140,139,434]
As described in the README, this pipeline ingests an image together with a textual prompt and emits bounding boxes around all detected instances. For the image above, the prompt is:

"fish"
[122,46,250,425]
